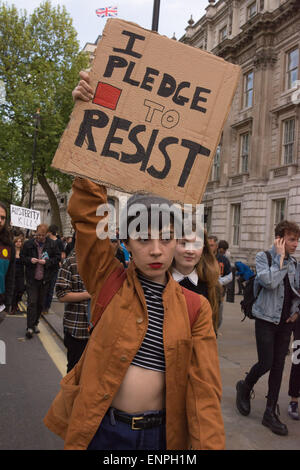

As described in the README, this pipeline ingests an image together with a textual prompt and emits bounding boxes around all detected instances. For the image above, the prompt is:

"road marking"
[38,321,66,377]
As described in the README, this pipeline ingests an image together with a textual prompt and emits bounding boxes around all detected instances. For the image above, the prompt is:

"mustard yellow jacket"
[44,178,225,450]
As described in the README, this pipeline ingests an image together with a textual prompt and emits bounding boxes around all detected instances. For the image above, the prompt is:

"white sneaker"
[33,325,40,334]
[288,401,300,420]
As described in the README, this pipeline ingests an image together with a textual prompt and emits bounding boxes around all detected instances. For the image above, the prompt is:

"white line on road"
[38,321,67,377]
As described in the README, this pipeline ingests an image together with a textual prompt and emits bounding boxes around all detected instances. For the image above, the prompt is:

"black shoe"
[26,328,33,339]
[262,404,288,436]
[236,380,253,416]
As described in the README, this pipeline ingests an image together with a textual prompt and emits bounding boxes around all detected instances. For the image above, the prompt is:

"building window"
[212,145,221,180]
[204,207,212,235]
[286,48,299,90]
[243,71,254,108]
[219,26,227,42]
[247,2,257,19]
[231,204,241,246]
[282,118,295,164]
[273,199,286,229]
[240,133,250,173]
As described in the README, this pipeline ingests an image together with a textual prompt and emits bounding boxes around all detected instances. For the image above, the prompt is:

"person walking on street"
[43,224,66,314]
[287,314,300,420]
[236,220,300,436]
[56,249,90,373]
[0,202,15,319]
[208,235,232,327]
[11,235,25,315]
[20,224,60,338]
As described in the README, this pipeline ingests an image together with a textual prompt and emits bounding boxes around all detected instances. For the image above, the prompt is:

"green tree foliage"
[0,1,89,231]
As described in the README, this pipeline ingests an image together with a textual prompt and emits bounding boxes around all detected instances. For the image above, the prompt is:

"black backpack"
[240,251,272,321]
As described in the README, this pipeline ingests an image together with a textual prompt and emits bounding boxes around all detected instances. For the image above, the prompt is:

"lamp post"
[151,0,161,32]
[28,109,41,209]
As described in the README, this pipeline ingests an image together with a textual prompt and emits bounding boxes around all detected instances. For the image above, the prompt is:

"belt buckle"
[131,416,144,430]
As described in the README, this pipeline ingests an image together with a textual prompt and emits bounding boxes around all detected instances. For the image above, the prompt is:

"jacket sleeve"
[20,240,33,267]
[186,296,225,450]
[45,240,60,270]
[68,177,120,297]
[255,250,287,290]
[55,259,72,299]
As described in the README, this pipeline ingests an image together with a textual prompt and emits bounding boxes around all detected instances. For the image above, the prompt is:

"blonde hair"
[195,231,222,331]
[172,230,221,332]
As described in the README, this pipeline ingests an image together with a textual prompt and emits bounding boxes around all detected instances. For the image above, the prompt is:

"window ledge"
[229,173,249,186]
[206,180,220,192]
[270,163,298,179]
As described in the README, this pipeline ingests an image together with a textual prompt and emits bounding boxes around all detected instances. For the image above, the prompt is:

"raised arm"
[255,250,287,290]
[68,177,120,296]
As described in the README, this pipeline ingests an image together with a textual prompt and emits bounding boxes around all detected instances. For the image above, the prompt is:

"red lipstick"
[149,263,163,269]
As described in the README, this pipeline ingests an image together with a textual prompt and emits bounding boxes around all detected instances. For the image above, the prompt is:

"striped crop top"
[131,273,165,373]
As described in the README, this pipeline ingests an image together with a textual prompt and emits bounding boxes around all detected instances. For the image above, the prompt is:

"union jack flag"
[96,6,118,18]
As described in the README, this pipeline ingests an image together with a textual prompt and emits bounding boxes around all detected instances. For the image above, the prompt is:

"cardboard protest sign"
[52,19,240,204]
[10,205,40,230]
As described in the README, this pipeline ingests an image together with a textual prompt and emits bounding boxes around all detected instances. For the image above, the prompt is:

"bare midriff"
[111,365,165,414]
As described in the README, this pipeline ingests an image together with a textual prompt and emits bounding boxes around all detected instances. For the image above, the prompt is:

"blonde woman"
[172,231,222,333]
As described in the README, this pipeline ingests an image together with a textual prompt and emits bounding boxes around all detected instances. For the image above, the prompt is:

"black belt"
[112,409,166,430]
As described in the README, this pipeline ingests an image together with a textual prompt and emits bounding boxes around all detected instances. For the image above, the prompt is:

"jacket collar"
[270,245,296,264]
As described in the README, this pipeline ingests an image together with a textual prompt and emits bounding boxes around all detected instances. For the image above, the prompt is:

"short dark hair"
[275,220,300,238]
[0,202,12,245]
[218,240,229,251]
[48,224,58,235]
[208,235,218,243]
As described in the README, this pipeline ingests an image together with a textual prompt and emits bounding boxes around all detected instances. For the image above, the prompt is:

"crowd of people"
[1,190,300,450]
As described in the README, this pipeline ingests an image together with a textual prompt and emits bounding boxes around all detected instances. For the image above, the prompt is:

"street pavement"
[1,295,299,450]
[0,312,64,450]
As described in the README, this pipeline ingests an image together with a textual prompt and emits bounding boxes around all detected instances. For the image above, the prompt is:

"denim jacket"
[252,245,300,324]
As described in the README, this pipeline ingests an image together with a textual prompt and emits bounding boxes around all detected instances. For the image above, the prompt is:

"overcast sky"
[4,0,208,47]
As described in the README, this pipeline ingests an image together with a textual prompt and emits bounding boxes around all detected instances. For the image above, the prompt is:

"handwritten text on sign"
[51,19,240,203]
[10,205,41,230]
[74,30,211,188]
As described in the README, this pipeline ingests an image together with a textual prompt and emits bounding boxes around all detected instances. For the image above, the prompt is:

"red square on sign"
[93,82,122,110]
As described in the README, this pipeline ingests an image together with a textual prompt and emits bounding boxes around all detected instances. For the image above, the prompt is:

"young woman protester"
[171,231,222,334]
[43,72,225,451]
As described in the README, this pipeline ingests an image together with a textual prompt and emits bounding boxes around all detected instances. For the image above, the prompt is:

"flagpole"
[151,0,160,32]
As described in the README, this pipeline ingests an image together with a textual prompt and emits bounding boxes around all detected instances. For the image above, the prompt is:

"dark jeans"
[64,331,89,373]
[26,279,50,329]
[245,318,293,405]
[87,408,166,450]
[44,270,58,311]
[288,319,300,398]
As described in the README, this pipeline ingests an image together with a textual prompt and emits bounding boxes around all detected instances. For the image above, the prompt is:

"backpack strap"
[180,285,201,329]
[88,265,127,334]
[264,250,272,267]
[90,270,202,334]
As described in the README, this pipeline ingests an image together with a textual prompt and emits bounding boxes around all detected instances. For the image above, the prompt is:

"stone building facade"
[181,0,300,264]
